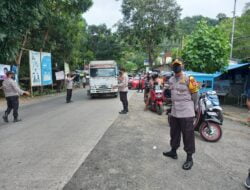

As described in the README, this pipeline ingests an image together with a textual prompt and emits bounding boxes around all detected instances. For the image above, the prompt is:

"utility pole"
[230,0,237,59]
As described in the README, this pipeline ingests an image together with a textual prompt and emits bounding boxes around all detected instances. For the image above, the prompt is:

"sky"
[83,0,249,29]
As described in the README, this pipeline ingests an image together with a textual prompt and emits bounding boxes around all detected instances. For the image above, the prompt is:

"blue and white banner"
[41,52,52,85]
[29,51,42,86]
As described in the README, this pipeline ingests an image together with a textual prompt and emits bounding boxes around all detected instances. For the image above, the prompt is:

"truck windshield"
[90,68,116,77]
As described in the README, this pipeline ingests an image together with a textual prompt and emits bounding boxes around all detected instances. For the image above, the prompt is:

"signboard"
[55,71,65,81]
[29,51,42,86]
[11,65,19,82]
[41,52,52,85]
[64,63,70,76]
[0,64,11,80]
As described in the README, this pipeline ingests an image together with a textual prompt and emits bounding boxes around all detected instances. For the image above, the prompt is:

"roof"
[226,63,250,71]
[89,60,116,65]
[186,63,250,79]
[185,71,221,78]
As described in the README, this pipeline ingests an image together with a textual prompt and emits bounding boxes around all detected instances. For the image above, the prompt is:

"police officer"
[163,59,198,170]
[2,71,30,123]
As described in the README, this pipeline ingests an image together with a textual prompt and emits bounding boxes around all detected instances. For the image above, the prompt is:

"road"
[0,89,126,190]
[64,93,250,190]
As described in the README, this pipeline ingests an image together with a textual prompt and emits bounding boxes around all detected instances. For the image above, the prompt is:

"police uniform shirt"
[169,73,195,118]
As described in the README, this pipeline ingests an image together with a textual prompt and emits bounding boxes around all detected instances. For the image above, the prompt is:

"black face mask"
[173,65,182,74]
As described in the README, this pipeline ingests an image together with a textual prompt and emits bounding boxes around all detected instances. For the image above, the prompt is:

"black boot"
[182,154,193,170]
[163,149,178,159]
[119,110,127,114]
[245,169,250,189]
[13,118,22,123]
[2,112,9,123]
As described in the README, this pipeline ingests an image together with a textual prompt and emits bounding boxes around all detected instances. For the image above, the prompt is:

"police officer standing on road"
[117,68,129,114]
[163,59,198,170]
[2,71,30,123]
[66,73,76,103]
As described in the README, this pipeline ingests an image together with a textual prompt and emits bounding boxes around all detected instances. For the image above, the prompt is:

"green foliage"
[178,15,218,36]
[118,50,145,72]
[85,25,122,61]
[182,20,230,73]
[218,9,250,60]
[0,0,44,63]
[0,0,92,69]
[118,0,181,66]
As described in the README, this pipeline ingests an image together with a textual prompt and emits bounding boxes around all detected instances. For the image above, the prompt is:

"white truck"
[88,60,118,98]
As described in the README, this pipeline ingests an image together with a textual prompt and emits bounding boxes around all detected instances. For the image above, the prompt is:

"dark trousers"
[66,89,72,103]
[169,116,195,154]
[5,96,19,119]
[119,92,128,111]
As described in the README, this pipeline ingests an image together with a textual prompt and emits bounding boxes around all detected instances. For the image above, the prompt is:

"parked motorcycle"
[167,90,223,142]
[148,85,164,115]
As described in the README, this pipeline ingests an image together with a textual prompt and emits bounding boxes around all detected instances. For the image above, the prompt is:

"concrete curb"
[223,112,249,126]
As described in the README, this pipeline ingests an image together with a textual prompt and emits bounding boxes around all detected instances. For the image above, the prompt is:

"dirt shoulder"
[64,93,250,190]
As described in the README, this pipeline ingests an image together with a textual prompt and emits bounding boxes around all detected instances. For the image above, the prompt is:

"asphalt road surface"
[0,90,126,190]
[64,93,250,190]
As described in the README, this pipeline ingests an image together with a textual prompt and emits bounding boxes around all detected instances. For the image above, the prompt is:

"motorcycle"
[167,90,223,142]
[148,84,164,115]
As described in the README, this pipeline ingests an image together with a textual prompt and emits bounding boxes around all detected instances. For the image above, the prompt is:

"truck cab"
[88,60,118,98]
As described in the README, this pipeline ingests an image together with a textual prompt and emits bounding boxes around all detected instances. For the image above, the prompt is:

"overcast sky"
[83,0,249,29]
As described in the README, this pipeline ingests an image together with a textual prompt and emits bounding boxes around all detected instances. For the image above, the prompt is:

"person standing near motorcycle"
[163,59,199,170]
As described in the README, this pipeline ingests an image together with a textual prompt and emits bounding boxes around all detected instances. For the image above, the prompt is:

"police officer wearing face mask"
[163,59,198,170]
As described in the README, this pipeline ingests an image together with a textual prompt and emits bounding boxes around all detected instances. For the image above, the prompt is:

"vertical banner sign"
[41,52,52,85]
[64,62,70,76]
[0,64,11,80]
[11,65,19,83]
[55,71,65,81]
[29,51,42,86]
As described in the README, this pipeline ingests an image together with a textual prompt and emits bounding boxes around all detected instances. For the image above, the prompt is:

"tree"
[218,8,250,60]
[0,0,92,68]
[178,15,218,36]
[118,0,181,67]
[86,25,122,61]
[216,13,228,23]
[0,0,44,64]
[182,20,230,73]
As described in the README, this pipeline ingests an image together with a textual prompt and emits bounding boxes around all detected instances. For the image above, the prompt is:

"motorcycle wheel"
[156,105,163,115]
[199,122,222,142]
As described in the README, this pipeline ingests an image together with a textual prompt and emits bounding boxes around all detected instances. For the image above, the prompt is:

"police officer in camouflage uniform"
[163,59,198,170]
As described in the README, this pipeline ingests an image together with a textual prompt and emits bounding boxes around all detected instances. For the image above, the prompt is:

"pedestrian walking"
[117,68,129,114]
[82,76,87,89]
[2,71,30,123]
[163,59,199,170]
[66,73,75,103]
[137,74,143,93]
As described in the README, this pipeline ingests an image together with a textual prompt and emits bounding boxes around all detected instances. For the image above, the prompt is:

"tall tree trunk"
[148,50,153,67]
[15,30,29,66]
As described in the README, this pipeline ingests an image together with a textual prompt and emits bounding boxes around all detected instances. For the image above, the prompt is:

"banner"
[29,51,42,86]
[0,64,11,80]
[11,65,19,82]
[41,52,52,85]
[64,63,70,76]
[55,71,65,81]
